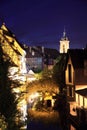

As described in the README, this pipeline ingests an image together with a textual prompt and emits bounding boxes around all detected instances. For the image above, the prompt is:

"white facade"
[59,30,70,53]
[20,51,27,74]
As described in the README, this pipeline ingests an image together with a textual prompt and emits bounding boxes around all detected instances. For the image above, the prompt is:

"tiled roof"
[25,47,43,58]
[25,46,59,59]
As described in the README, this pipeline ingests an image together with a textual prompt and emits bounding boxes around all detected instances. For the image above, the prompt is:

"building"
[75,88,87,109]
[24,45,43,72]
[59,29,70,53]
[0,23,27,74]
[65,49,87,102]
[44,47,59,69]
[65,49,87,129]
[24,45,59,72]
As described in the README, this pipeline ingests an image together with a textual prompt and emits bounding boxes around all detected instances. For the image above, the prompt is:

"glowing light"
[27,70,36,82]
[20,54,27,74]
[29,92,39,100]
[8,67,18,75]
[18,99,27,122]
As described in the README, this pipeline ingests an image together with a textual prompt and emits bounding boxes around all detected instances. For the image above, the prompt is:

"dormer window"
[32,51,35,56]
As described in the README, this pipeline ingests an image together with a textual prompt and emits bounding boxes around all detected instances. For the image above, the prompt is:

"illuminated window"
[78,95,80,105]
[32,51,35,56]
[83,97,85,107]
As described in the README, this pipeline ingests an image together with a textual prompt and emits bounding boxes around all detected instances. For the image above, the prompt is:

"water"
[27,120,62,130]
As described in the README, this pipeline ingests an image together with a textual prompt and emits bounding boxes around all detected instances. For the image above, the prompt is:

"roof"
[44,48,59,59]
[25,46,59,59]
[25,46,43,58]
[75,88,87,98]
[28,70,35,75]
[0,23,24,50]
[67,49,87,69]
[1,23,15,38]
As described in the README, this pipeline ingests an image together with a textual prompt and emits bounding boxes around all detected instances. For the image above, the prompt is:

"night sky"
[0,0,87,50]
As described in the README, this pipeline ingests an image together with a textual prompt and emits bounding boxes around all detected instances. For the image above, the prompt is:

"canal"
[27,109,62,130]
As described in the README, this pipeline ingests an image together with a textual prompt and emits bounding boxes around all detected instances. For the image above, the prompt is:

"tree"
[41,67,53,79]
[52,54,70,130]
[27,78,58,95]
[0,44,23,129]
[52,54,67,93]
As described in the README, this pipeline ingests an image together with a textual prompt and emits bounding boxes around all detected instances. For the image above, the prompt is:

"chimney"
[42,46,44,53]
[29,46,31,53]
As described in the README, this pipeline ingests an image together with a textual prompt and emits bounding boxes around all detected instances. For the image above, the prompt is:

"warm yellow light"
[29,92,39,99]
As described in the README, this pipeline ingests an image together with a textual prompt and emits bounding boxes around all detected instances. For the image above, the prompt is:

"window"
[69,87,72,97]
[68,87,74,97]
[72,87,74,97]
[78,95,80,105]
[67,86,69,96]
[32,51,35,56]
[68,64,72,83]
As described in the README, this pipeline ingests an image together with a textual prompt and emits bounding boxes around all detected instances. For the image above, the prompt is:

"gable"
[0,24,26,67]
[67,49,87,69]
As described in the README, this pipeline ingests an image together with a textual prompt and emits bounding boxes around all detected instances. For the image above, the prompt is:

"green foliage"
[0,114,7,130]
[53,54,70,129]
[27,78,59,95]
[41,68,53,79]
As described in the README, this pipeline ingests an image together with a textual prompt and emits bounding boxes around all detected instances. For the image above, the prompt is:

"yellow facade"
[0,23,26,72]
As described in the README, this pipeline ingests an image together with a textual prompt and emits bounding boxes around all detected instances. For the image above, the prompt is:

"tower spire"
[63,26,66,38]
[61,27,68,41]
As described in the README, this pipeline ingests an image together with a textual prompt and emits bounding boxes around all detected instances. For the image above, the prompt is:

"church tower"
[59,29,70,53]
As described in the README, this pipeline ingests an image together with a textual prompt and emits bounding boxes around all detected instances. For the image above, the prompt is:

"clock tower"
[59,29,70,53]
